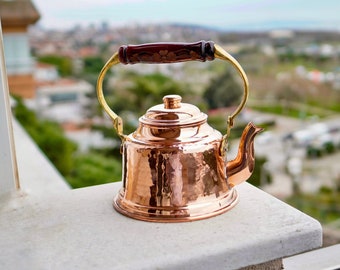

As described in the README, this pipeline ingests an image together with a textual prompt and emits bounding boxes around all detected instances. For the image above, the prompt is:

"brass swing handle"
[97,41,249,147]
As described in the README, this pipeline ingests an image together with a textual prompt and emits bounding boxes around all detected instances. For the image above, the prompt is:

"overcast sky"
[32,0,340,31]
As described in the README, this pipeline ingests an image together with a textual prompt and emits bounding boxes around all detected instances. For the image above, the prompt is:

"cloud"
[34,0,161,11]
[32,0,340,31]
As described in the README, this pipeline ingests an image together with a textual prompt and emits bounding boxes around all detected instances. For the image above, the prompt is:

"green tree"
[83,56,105,74]
[13,98,77,176]
[33,121,77,175]
[110,72,189,115]
[38,55,72,76]
[203,68,242,109]
[66,152,122,188]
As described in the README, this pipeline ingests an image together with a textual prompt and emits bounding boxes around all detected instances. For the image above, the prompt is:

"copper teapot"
[97,41,262,222]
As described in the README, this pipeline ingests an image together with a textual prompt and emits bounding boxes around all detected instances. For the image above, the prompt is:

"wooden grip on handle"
[118,40,215,64]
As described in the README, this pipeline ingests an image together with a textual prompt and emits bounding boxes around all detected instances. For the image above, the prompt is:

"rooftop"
[0,0,40,28]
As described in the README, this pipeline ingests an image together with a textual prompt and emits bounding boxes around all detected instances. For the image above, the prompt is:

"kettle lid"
[140,95,207,127]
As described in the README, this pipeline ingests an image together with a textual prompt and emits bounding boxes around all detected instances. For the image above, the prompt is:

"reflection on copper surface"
[114,137,234,222]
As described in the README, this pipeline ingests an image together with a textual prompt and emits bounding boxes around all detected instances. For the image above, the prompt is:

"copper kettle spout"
[226,122,263,187]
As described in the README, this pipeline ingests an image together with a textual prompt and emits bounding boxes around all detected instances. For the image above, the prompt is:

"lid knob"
[163,95,182,109]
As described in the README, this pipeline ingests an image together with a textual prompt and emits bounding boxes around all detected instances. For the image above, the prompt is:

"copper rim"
[113,188,239,223]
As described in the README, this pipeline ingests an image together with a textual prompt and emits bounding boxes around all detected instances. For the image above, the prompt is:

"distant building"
[36,78,93,124]
[34,63,93,124]
[0,0,40,98]
[34,62,59,82]
[269,30,294,47]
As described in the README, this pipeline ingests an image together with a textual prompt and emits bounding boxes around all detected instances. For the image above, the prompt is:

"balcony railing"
[0,22,19,196]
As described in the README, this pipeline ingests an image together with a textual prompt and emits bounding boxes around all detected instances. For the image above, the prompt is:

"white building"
[34,63,93,124]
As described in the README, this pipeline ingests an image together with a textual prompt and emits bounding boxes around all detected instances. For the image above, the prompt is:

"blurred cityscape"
[1,0,340,245]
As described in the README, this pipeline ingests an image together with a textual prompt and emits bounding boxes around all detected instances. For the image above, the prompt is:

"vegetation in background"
[66,152,122,188]
[248,156,272,187]
[83,56,105,74]
[13,97,77,176]
[107,72,191,116]
[13,97,123,188]
[250,103,321,119]
[287,186,340,224]
[203,67,243,109]
[38,55,73,77]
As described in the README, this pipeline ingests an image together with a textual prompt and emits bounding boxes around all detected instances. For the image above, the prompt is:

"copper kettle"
[97,41,262,222]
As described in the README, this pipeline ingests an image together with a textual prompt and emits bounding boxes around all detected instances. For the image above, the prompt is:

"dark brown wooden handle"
[118,40,215,64]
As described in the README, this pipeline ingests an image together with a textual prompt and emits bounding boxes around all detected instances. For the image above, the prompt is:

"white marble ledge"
[0,182,322,270]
